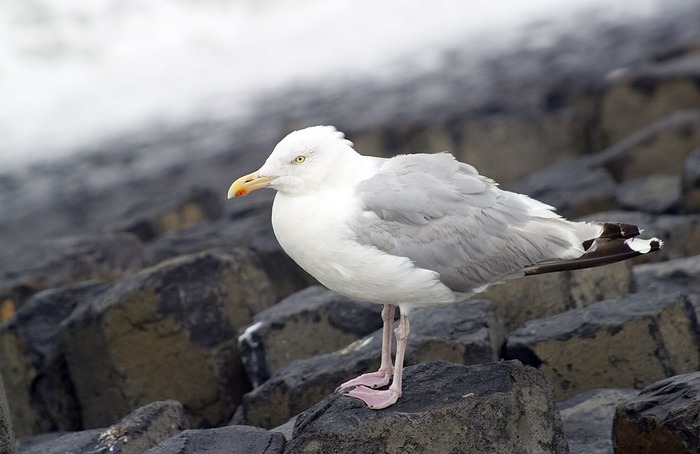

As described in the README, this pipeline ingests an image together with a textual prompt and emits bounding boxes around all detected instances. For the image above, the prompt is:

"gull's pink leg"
[344,312,410,409]
[337,304,395,391]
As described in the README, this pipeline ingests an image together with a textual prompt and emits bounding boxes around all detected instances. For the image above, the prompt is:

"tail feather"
[524,222,662,276]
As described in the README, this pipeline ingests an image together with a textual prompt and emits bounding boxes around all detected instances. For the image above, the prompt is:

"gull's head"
[228,125,358,198]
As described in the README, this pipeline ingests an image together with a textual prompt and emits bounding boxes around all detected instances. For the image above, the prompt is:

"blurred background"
[0,0,699,265]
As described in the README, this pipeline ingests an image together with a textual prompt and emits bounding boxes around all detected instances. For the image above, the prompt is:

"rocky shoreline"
[2,10,700,454]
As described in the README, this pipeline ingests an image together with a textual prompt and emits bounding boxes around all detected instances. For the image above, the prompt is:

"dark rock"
[613,371,700,453]
[455,110,589,187]
[144,425,285,454]
[237,286,383,387]
[19,400,188,454]
[634,255,700,295]
[0,281,108,436]
[284,361,568,454]
[406,300,505,366]
[239,300,504,429]
[482,261,632,331]
[681,147,700,213]
[558,388,639,454]
[633,255,700,351]
[595,109,700,182]
[0,372,18,454]
[505,292,700,400]
[59,249,277,430]
[0,233,144,311]
[271,417,297,442]
[616,175,681,214]
[511,158,618,219]
[18,429,103,454]
[113,186,224,241]
[238,333,382,429]
[597,52,700,147]
[146,212,314,301]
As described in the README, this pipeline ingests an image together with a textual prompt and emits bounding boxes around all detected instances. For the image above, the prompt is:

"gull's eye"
[293,155,306,164]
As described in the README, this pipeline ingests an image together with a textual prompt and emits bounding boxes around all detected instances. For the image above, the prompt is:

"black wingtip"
[524,222,662,276]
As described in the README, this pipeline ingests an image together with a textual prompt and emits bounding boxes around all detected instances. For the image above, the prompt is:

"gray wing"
[350,153,582,293]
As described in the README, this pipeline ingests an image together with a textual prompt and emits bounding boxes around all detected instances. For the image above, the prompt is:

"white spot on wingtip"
[625,237,663,254]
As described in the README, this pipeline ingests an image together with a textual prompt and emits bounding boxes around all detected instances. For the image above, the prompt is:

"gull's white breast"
[271,188,458,310]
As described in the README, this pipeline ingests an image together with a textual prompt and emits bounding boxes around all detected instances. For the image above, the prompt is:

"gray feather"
[350,153,584,293]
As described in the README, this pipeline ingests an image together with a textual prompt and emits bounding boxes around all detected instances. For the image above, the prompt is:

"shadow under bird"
[228,125,662,409]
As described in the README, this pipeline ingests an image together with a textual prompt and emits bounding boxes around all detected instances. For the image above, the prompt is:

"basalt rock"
[237,286,383,387]
[0,233,144,312]
[284,361,568,454]
[613,371,700,454]
[505,292,700,400]
[0,281,108,436]
[145,425,285,454]
[19,400,189,454]
[59,249,277,430]
[558,388,639,454]
[238,300,504,429]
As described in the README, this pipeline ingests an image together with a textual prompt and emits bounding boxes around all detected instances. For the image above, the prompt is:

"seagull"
[228,125,662,409]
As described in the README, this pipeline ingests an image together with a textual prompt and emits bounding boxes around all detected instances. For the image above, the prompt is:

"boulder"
[144,425,285,454]
[237,332,382,429]
[146,212,314,300]
[455,110,588,187]
[511,158,618,219]
[616,175,681,214]
[595,110,700,182]
[284,361,568,454]
[633,255,700,311]
[405,300,505,366]
[505,292,700,400]
[481,261,632,331]
[0,372,18,454]
[0,281,108,436]
[681,147,700,213]
[0,233,144,311]
[558,388,639,454]
[613,371,700,454]
[238,286,383,387]
[19,400,188,454]
[239,300,504,429]
[59,249,277,429]
[113,186,224,241]
[597,52,700,148]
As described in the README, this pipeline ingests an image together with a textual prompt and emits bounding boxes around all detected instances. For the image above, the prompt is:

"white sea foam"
[0,0,676,169]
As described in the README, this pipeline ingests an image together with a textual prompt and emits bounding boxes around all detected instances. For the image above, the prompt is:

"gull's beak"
[227,171,276,198]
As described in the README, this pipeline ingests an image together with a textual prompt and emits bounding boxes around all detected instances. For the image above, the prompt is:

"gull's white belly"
[271,191,458,310]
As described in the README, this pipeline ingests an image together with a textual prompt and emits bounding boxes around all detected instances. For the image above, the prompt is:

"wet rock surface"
[237,286,383,387]
[1,372,18,454]
[284,361,568,454]
[145,425,285,454]
[19,400,189,454]
[0,281,108,436]
[236,300,504,429]
[613,372,700,454]
[505,292,700,400]
[0,9,698,453]
[558,388,639,454]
